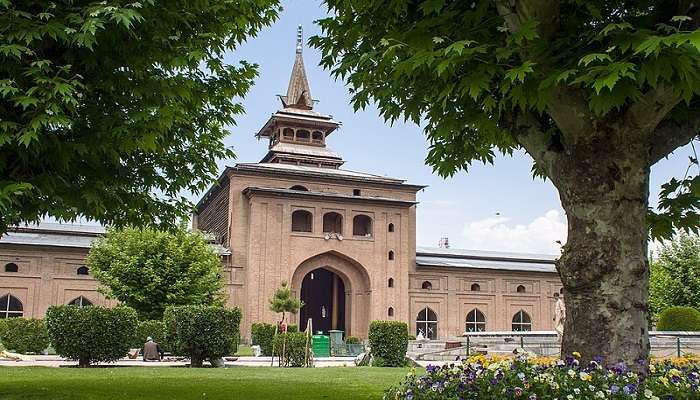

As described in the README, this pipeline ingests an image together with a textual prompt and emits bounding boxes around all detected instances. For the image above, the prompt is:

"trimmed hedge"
[368,320,408,367]
[164,305,241,367]
[251,323,276,356]
[346,336,361,344]
[251,322,298,356]
[0,318,49,354]
[273,332,307,367]
[132,320,167,351]
[657,306,700,331]
[45,305,138,367]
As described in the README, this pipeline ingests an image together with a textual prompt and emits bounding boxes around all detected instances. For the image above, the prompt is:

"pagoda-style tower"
[256,25,344,169]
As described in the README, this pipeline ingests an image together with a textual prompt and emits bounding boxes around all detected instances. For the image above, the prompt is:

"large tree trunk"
[554,143,651,366]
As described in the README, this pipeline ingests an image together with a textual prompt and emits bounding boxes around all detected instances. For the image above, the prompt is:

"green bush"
[368,320,408,367]
[273,332,308,367]
[45,305,138,367]
[407,334,417,341]
[164,305,241,367]
[657,306,700,331]
[132,320,167,350]
[345,336,361,344]
[251,323,276,356]
[0,318,49,354]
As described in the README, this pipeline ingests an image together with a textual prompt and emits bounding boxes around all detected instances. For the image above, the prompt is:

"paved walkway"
[0,355,360,368]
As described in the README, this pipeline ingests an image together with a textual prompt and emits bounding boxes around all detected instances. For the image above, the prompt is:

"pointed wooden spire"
[281,25,313,110]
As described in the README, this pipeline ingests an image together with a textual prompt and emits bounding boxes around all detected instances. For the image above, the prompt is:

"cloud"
[460,210,567,254]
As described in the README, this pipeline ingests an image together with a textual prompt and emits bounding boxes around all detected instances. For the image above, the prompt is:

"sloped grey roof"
[0,230,97,249]
[264,142,342,160]
[234,162,416,186]
[416,246,558,273]
[0,223,231,256]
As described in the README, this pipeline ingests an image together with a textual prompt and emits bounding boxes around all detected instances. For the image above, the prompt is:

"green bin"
[312,335,330,357]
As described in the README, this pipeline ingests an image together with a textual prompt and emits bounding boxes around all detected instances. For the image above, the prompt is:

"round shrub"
[132,320,167,351]
[164,305,241,367]
[45,305,138,367]
[368,320,408,367]
[251,322,276,356]
[657,306,700,331]
[273,332,308,367]
[0,318,49,354]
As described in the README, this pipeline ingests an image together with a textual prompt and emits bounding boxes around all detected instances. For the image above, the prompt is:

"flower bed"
[385,352,700,400]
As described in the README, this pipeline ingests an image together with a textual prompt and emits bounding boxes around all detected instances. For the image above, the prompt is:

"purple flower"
[611,385,620,394]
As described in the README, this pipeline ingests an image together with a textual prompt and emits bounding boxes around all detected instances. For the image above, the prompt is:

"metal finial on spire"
[296,25,303,54]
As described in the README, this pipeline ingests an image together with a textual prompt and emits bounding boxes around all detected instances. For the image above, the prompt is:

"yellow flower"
[572,351,581,358]
[579,372,592,382]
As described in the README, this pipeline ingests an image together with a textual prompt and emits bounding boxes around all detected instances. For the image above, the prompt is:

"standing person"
[554,293,566,341]
[143,337,163,362]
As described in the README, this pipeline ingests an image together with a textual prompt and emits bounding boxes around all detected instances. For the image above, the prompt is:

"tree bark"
[553,137,651,366]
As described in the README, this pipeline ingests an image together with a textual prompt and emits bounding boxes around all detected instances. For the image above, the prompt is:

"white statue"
[554,293,566,340]
[416,329,425,341]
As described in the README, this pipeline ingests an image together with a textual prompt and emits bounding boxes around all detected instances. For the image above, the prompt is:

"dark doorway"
[299,268,345,334]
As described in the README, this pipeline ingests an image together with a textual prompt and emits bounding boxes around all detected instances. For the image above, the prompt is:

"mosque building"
[0,28,561,342]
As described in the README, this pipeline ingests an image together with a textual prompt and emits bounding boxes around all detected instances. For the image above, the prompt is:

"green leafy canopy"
[0,0,281,233]
[310,1,700,240]
[86,226,225,320]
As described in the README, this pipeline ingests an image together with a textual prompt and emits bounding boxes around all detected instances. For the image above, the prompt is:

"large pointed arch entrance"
[299,268,345,333]
[291,251,371,337]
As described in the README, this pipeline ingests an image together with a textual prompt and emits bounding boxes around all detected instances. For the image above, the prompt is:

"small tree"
[87,226,224,320]
[269,282,303,367]
[269,282,303,325]
[650,234,700,321]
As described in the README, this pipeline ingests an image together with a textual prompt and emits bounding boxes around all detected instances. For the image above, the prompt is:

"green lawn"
[0,366,413,400]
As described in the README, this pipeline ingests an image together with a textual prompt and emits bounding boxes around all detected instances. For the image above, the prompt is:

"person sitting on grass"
[142,337,164,362]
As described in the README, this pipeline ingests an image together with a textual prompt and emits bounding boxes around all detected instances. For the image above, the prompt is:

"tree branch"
[546,85,595,140]
[494,0,560,39]
[502,110,560,177]
[625,85,682,136]
[649,113,700,164]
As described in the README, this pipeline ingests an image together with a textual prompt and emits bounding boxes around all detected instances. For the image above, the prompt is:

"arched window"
[352,214,372,236]
[416,307,438,340]
[388,278,394,288]
[465,309,486,332]
[4,263,18,273]
[512,310,532,331]
[0,294,23,318]
[421,281,432,290]
[291,210,313,232]
[323,212,343,234]
[516,285,526,293]
[312,131,324,143]
[388,223,394,232]
[296,129,310,141]
[388,307,394,317]
[471,283,481,291]
[77,266,89,276]
[282,127,294,139]
[388,250,395,260]
[68,296,93,307]
[290,185,309,191]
